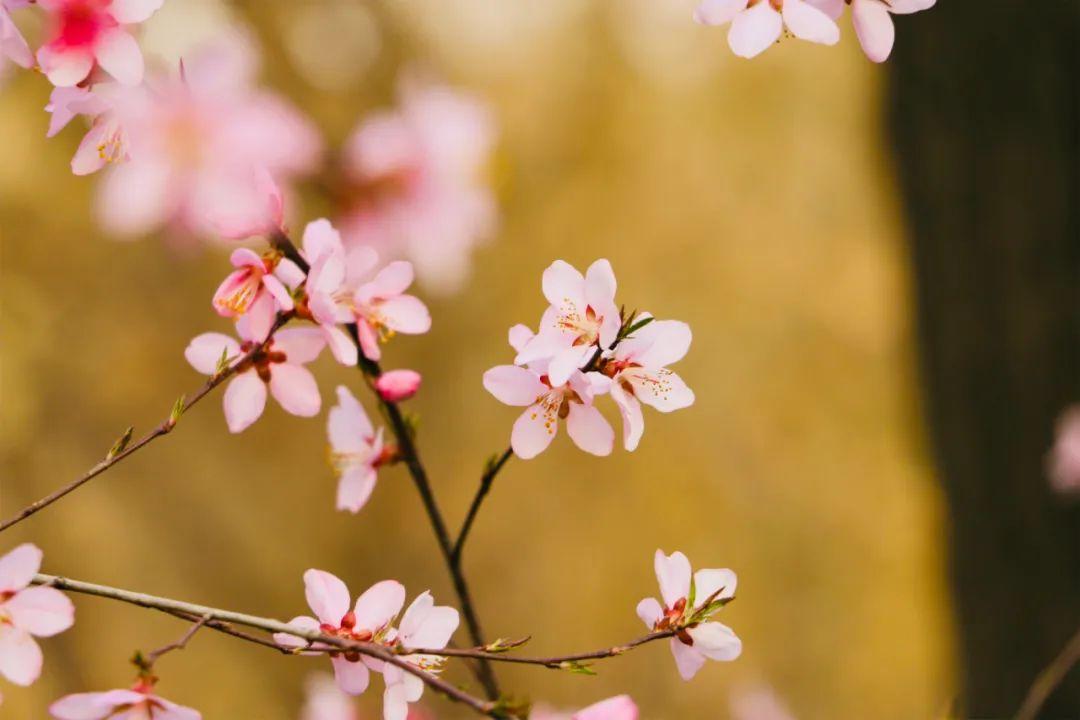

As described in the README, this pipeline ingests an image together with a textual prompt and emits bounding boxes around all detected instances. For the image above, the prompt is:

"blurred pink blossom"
[301,673,358,720]
[0,544,75,704]
[533,696,639,720]
[695,0,840,58]
[36,0,163,87]
[50,680,200,720]
[808,0,935,62]
[93,32,321,240]
[339,77,497,295]
[1,1,33,70]
[729,684,797,720]
[185,319,326,433]
[375,370,421,402]
[274,571,406,696]
[327,385,386,513]
[637,549,741,680]
[1048,405,1080,494]
[381,591,459,720]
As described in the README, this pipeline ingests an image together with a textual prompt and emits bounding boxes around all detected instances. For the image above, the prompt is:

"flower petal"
[328,385,375,450]
[635,597,663,629]
[337,467,378,514]
[37,45,94,87]
[693,568,738,607]
[0,625,41,686]
[274,328,327,365]
[304,570,352,626]
[0,544,42,594]
[377,295,431,335]
[5,586,74,637]
[611,382,645,452]
[728,2,783,58]
[483,366,547,407]
[669,636,706,681]
[574,695,639,720]
[686,621,742,661]
[49,690,146,720]
[654,549,692,608]
[565,403,614,456]
[352,580,406,632]
[331,656,370,696]
[694,0,747,25]
[365,261,414,299]
[542,260,585,310]
[782,0,840,45]
[628,320,692,369]
[507,324,534,353]
[93,29,144,86]
[272,615,321,650]
[109,0,164,24]
[223,373,267,433]
[324,325,359,366]
[626,368,694,412]
[511,402,558,459]
[584,259,617,311]
[851,0,895,62]
[269,364,322,417]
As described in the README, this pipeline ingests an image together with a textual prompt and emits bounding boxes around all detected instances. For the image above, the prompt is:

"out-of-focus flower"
[0,544,75,703]
[1,1,33,70]
[729,684,797,720]
[350,261,431,363]
[637,549,741,680]
[514,260,621,388]
[533,696,639,720]
[484,323,614,459]
[339,76,497,295]
[212,247,296,335]
[603,315,695,451]
[93,32,321,239]
[1048,405,1080,495]
[274,571,405,696]
[375,370,421,402]
[381,591,459,720]
[36,0,163,87]
[185,320,326,433]
[50,679,200,720]
[301,673,358,720]
[44,82,133,176]
[694,0,839,58]
[327,386,386,514]
[808,0,935,62]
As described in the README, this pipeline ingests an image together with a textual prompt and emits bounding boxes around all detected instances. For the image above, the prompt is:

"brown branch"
[401,630,675,669]
[1015,624,1080,720]
[452,447,513,565]
[142,614,210,667]
[33,573,507,719]
[0,313,293,533]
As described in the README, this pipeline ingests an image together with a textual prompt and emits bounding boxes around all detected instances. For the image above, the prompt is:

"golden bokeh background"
[0,0,952,717]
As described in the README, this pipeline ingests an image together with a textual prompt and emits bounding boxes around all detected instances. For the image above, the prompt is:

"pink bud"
[375,370,422,402]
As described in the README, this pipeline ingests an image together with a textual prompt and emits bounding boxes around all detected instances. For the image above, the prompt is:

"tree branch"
[452,447,513,565]
[1015,624,1080,720]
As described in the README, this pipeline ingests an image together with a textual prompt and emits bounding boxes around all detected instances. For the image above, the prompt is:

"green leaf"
[621,315,654,339]
[168,395,186,427]
[106,426,134,461]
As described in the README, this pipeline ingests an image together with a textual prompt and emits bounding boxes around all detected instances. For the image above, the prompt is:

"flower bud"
[375,369,422,402]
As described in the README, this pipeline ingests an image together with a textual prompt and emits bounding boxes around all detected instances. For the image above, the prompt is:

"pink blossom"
[533,696,639,720]
[0,544,75,699]
[514,260,621,388]
[44,82,133,176]
[637,550,741,680]
[808,0,935,62]
[381,591,459,720]
[93,32,321,239]
[339,77,497,295]
[484,324,614,459]
[212,247,296,339]
[301,673,358,720]
[274,571,406,696]
[729,684,797,720]
[1,1,33,70]
[375,370,421,403]
[350,261,431,363]
[1048,406,1080,495]
[185,319,325,433]
[694,0,840,59]
[327,386,386,514]
[35,0,163,87]
[50,680,201,720]
[603,315,695,451]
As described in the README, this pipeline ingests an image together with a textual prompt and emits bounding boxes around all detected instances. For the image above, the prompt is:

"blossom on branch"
[374,370,421,403]
[36,0,163,87]
[637,549,741,680]
[694,0,840,59]
[185,319,326,433]
[0,544,74,704]
[807,0,936,62]
[381,591,459,720]
[50,679,201,720]
[212,247,296,330]
[327,386,388,513]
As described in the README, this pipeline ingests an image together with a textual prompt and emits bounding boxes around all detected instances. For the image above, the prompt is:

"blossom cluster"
[485,259,695,459]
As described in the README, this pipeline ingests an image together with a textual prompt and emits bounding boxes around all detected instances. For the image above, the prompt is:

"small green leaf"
[168,395,186,427]
[558,660,596,675]
[620,315,654,339]
[215,347,233,375]
[106,426,134,460]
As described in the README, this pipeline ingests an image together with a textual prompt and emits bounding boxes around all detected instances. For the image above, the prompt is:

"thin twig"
[402,630,675,669]
[1015,623,1080,720]
[0,313,292,533]
[452,447,513,564]
[33,573,506,719]
[143,614,210,667]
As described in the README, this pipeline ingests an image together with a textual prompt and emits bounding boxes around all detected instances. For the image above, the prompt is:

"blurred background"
[0,1,1075,718]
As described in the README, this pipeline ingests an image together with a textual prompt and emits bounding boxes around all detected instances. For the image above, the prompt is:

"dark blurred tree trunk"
[888,2,1080,717]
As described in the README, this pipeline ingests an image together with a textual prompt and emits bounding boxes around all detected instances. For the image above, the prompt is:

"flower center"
[556,303,602,347]
[56,0,115,50]
[216,271,263,315]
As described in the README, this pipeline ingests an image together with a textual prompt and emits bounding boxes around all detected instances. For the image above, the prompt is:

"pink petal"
[887,0,936,14]
[728,2,783,58]
[323,325,359,366]
[93,29,144,86]
[542,260,586,310]
[244,293,279,344]
[184,333,242,375]
[356,320,381,361]
[304,570,352,626]
[547,346,593,389]
[629,320,692,369]
[669,637,706,681]
[507,324,534,353]
[365,261,414,299]
[261,274,294,312]
[0,626,41,686]
[70,121,112,176]
[49,690,146,720]
[274,328,327,366]
[511,402,558,459]
[37,44,94,87]
[483,366,547,407]
[782,0,840,45]
[402,603,458,649]
[96,158,175,236]
[693,568,738,608]
[212,270,257,318]
[565,403,613,456]
[223,372,267,433]
[272,615,321,650]
[375,370,422,402]
[574,695,639,720]
[45,86,108,138]
[583,259,617,312]
[514,328,573,368]
[0,544,42,593]
[610,382,645,452]
[229,248,263,269]
[851,0,895,62]
[378,295,431,335]
[686,621,742,661]
[626,368,694,412]
[382,681,410,720]
[328,385,375,452]
[655,550,692,608]
[331,656,370,696]
[275,259,307,290]
[352,580,405,632]
[269,364,322,417]
[302,219,345,264]
[5,586,74,637]
[635,597,663,629]
[308,252,346,298]
[153,701,202,720]
[804,0,844,20]
[337,467,377,514]
[108,0,164,24]
[694,0,747,25]
[345,245,380,286]
[1,7,33,68]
